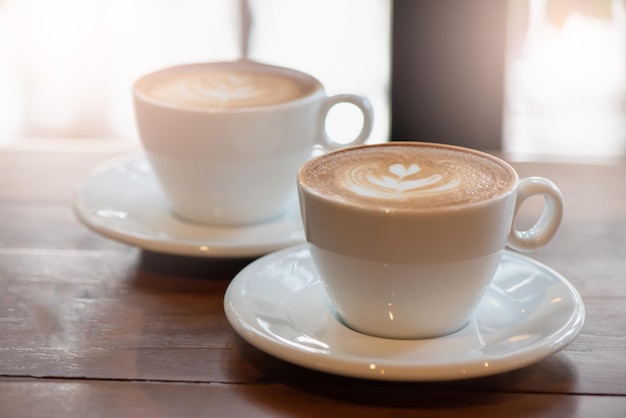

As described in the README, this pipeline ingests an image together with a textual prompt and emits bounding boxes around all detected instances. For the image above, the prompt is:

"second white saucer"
[73,154,305,258]
[224,244,585,381]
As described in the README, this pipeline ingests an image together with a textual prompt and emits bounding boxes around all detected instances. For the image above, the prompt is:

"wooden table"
[1,139,625,417]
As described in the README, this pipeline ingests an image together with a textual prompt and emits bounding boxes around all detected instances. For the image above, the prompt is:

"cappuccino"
[135,62,320,110]
[133,61,373,225]
[299,142,516,210]
[297,142,564,339]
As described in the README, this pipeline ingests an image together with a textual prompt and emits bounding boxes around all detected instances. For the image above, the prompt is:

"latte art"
[347,162,461,199]
[195,74,271,101]
[299,143,516,210]
[136,63,319,110]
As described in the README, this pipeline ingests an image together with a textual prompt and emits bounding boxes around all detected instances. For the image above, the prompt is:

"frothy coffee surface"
[300,143,516,209]
[136,63,318,110]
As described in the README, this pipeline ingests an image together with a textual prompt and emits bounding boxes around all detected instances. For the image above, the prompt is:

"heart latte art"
[300,143,516,209]
[347,162,461,199]
[135,62,319,110]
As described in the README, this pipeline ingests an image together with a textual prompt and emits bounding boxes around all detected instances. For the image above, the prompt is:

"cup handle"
[507,177,564,252]
[318,94,374,150]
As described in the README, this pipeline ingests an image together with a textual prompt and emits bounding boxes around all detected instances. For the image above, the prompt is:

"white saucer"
[224,244,585,381]
[73,154,305,258]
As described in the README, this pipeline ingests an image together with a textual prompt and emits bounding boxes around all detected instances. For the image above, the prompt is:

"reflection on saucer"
[224,244,585,381]
[73,153,305,258]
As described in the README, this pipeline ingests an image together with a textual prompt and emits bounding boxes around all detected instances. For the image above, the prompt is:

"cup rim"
[133,60,325,113]
[297,141,520,214]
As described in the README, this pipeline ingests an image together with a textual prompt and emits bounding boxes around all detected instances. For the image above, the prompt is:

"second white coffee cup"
[298,142,564,340]
[134,60,373,226]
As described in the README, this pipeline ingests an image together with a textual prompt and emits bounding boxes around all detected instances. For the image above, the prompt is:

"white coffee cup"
[297,142,564,339]
[134,60,373,225]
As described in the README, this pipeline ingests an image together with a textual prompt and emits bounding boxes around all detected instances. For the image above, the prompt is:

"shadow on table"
[123,250,255,307]
[137,250,255,280]
[235,334,579,411]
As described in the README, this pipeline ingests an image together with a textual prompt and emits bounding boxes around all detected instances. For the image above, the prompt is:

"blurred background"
[393,0,626,158]
[504,0,626,158]
[1,0,625,158]
[0,0,391,145]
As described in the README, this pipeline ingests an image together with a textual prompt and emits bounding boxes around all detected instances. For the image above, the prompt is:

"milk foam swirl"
[194,75,269,100]
[168,73,276,105]
[345,162,461,199]
[139,66,315,109]
[299,144,516,210]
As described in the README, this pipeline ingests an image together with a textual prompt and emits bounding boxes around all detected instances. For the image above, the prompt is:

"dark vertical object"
[391,0,507,150]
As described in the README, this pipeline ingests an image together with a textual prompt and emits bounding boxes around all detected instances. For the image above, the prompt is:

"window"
[504,0,626,157]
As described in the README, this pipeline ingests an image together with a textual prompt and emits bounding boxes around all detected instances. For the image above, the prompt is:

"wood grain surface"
[1,140,625,417]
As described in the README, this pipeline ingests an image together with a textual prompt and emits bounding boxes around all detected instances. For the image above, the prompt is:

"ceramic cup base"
[331,305,472,340]
[310,244,500,340]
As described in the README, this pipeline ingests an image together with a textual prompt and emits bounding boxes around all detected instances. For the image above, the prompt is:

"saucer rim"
[224,244,585,381]
[73,153,305,258]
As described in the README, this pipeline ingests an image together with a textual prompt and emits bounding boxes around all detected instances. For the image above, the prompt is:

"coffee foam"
[136,63,319,110]
[300,143,516,209]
